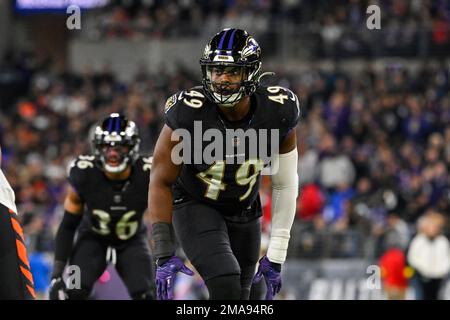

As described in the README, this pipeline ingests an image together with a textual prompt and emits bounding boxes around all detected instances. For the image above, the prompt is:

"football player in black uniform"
[49,113,155,300]
[149,29,300,300]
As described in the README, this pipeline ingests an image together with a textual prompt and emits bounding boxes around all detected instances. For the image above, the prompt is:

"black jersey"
[68,155,153,244]
[164,85,300,216]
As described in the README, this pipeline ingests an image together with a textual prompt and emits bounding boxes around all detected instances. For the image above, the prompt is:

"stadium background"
[1,0,450,299]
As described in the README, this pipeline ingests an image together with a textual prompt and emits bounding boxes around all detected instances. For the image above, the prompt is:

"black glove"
[49,277,68,300]
[49,261,67,300]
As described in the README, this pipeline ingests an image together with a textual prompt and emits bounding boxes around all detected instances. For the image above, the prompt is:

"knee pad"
[205,274,241,300]
[194,251,241,281]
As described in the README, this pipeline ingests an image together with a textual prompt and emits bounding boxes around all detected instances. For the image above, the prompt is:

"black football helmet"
[92,113,140,173]
[200,28,262,107]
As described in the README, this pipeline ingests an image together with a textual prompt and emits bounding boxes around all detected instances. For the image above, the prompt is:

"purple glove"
[156,256,194,300]
[252,256,282,300]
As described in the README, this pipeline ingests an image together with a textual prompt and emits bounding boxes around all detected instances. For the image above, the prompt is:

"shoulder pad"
[264,86,299,107]
[164,93,179,113]
[135,155,153,173]
[68,155,97,179]
[166,87,206,111]
[164,87,207,130]
[70,155,97,172]
[179,87,207,109]
[259,86,301,129]
[67,155,97,193]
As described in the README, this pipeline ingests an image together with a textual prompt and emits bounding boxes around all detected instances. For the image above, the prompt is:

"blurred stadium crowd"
[82,0,450,58]
[1,0,450,299]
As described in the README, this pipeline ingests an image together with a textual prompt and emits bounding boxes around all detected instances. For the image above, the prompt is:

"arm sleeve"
[267,148,299,264]
[52,210,83,277]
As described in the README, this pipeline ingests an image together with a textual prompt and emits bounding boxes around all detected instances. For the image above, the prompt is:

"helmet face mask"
[92,113,140,174]
[200,29,262,108]
[99,144,130,173]
[203,65,247,106]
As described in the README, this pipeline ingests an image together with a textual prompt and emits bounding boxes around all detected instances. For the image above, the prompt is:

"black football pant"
[173,199,261,300]
[0,204,35,300]
[66,231,155,299]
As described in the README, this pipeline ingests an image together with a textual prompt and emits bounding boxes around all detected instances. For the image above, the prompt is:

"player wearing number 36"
[50,113,155,300]
[149,28,301,300]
